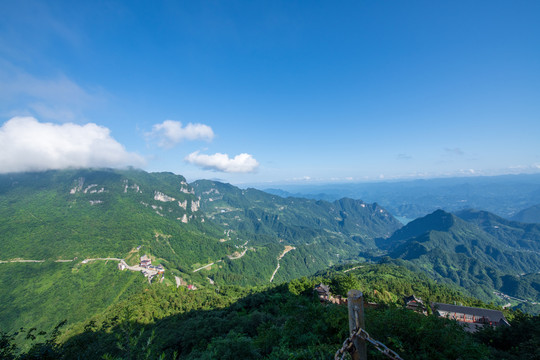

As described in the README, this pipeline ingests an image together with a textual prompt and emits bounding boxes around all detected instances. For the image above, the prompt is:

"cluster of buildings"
[314,284,509,332]
[140,255,164,274]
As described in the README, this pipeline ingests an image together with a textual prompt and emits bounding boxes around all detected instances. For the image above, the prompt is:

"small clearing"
[227,248,249,260]
[343,265,364,273]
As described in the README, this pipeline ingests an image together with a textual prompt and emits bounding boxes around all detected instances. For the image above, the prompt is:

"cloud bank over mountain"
[0,117,144,173]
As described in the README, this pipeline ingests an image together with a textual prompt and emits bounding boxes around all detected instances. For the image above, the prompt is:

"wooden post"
[348,289,367,360]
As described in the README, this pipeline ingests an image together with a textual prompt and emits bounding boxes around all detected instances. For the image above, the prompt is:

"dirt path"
[81,257,123,264]
[0,259,45,263]
[343,265,363,273]
[192,260,223,273]
[193,243,251,272]
[270,246,296,282]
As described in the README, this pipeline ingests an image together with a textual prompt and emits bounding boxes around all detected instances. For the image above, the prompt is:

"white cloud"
[0,117,144,173]
[292,176,312,181]
[185,151,259,173]
[148,120,214,148]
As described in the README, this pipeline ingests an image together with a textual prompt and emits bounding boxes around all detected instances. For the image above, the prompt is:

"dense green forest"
[1,169,540,359]
[0,262,146,341]
[0,169,402,339]
[377,210,540,307]
[1,263,539,359]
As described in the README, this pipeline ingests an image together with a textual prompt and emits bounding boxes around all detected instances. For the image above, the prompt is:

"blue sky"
[1,1,539,185]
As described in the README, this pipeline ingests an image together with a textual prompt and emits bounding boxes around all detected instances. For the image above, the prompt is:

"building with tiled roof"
[431,302,510,332]
[404,295,427,314]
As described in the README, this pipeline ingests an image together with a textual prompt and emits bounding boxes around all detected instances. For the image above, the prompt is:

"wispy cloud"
[185,151,259,173]
[292,176,312,181]
[0,117,144,173]
[0,60,105,122]
[444,147,464,156]
[147,120,214,148]
[397,153,412,160]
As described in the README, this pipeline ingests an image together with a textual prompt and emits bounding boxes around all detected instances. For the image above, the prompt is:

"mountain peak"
[423,209,456,229]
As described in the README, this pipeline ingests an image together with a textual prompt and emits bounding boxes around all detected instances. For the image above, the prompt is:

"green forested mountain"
[3,263,539,360]
[0,261,146,341]
[511,204,540,224]
[0,169,227,338]
[455,209,540,252]
[378,209,540,303]
[5,263,521,360]
[192,179,401,246]
[0,169,224,264]
[190,179,402,285]
[0,169,401,338]
[1,169,540,359]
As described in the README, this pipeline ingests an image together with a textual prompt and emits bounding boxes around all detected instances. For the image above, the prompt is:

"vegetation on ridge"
[2,263,539,359]
[2,168,540,358]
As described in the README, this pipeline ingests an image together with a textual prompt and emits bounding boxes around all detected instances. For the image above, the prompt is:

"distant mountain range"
[264,173,540,220]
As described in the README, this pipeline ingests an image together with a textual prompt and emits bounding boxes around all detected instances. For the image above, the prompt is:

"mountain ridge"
[380,209,540,302]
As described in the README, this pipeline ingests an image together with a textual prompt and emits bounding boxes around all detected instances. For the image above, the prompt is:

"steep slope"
[0,169,227,267]
[0,261,146,339]
[7,264,500,360]
[511,204,540,224]
[190,180,403,285]
[455,209,540,252]
[0,169,232,335]
[192,180,401,247]
[0,169,402,337]
[380,210,540,301]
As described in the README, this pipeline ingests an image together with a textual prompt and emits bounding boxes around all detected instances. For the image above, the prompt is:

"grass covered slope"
[0,261,146,338]
[0,169,227,265]
[0,169,230,338]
